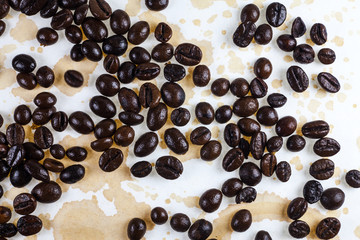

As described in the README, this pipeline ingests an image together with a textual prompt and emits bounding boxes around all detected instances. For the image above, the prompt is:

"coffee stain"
[332,12,343,22]
[290,156,303,171]
[25,236,37,240]
[315,89,327,98]
[344,83,352,90]
[325,101,334,111]
[128,182,144,192]
[332,36,345,47]
[201,90,211,97]
[204,30,213,37]
[4,187,29,201]
[179,67,195,104]
[222,10,232,18]
[191,0,215,9]
[305,0,314,4]
[306,38,315,46]
[0,44,17,65]
[10,14,38,43]
[253,45,263,56]
[307,99,321,113]
[217,65,225,75]
[179,18,186,24]
[0,69,16,90]
[253,0,266,8]
[125,0,141,17]
[212,126,220,139]
[193,19,201,26]
[283,55,293,62]
[343,208,349,214]
[337,92,347,102]
[207,14,218,24]
[39,213,51,230]
[271,79,282,89]
[355,225,360,238]
[145,192,158,201]
[290,0,302,9]
[37,47,43,53]
[169,128,201,162]
[11,86,46,102]
[357,137,360,151]
[170,193,200,208]
[228,51,245,74]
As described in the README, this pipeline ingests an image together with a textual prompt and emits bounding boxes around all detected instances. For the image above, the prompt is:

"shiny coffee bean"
[127,218,146,240]
[23,142,43,161]
[260,153,277,177]
[164,128,188,155]
[195,102,214,124]
[110,9,130,34]
[81,17,108,42]
[286,135,306,152]
[193,65,210,87]
[310,23,327,45]
[0,222,17,237]
[73,3,88,25]
[288,220,310,238]
[309,159,335,180]
[96,74,120,97]
[211,78,230,96]
[14,104,32,125]
[175,43,202,66]
[224,123,241,147]
[102,35,128,56]
[250,78,268,98]
[233,21,256,48]
[320,188,345,210]
[134,132,158,157]
[222,148,244,172]
[34,92,56,109]
[51,9,73,30]
[239,139,250,160]
[233,96,259,117]
[6,123,25,146]
[199,189,222,213]
[99,148,123,172]
[230,78,249,97]
[13,193,37,215]
[254,58,272,79]
[317,72,340,93]
[318,48,336,65]
[69,111,95,134]
[51,111,69,132]
[291,17,306,38]
[90,137,113,152]
[12,54,36,73]
[0,144,7,158]
[118,88,141,113]
[155,22,172,43]
[313,138,340,157]
[266,136,283,153]
[266,2,287,27]
[287,197,308,220]
[164,64,186,82]
[118,112,144,125]
[241,3,260,22]
[161,82,185,108]
[293,44,315,64]
[43,158,64,172]
[50,144,65,159]
[147,103,168,131]
[190,127,211,145]
[170,213,191,232]
[256,106,278,126]
[188,219,213,240]
[70,44,85,62]
[89,0,112,20]
[65,25,82,44]
[152,43,174,62]
[36,27,58,46]
[301,120,329,139]
[135,63,161,80]
[130,161,152,178]
[20,0,47,15]
[275,116,297,137]
[155,156,183,180]
[277,34,297,52]
[8,0,21,11]
[267,93,287,108]
[10,163,32,187]
[17,215,42,236]
[58,0,86,9]
[316,217,341,239]
[31,181,62,203]
[222,178,243,197]
[64,70,84,88]
[303,180,323,204]
[151,207,168,225]
[231,209,252,232]
[60,164,85,184]
[17,73,37,90]
[139,82,161,109]
[255,230,272,240]
[36,66,54,88]
[0,207,11,224]
[239,162,262,186]
[66,146,87,162]
[128,21,150,45]
[32,106,56,125]
[89,95,116,118]
[250,131,267,160]
[346,170,360,188]
[103,54,120,74]
[276,161,291,182]
[171,108,190,126]
[94,119,116,139]
[237,118,261,136]
[129,47,151,64]
[0,20,5,37]
[114,126,135,147]
[0,0,10,19]
[81,40,103,62]
[0,160,10,182]
[215,105,232,124]
[200,140,222,161]
[24,159,50,182]
[254,24,273,45]
[145,0,169,11]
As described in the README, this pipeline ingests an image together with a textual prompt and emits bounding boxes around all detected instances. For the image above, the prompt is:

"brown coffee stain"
[170,193,200,208]
[217,65,225,74]
[125,0,141,17]
[52,56,98,96]
[307,99,321,113]
[271,79,282,89]
[355,225,360,238]
[37,47,43,53]
[343,207,349,214]
[169,128,201,162]
[344,83,352,90]
[25,236,37,240]
[290,0,301,8]
[204,30,213,37]
[337,92,347,102]
[193,19,201,26]
[306,38,315,46]
[357,137,360,151]
[4,187,29,201]
[315,89,327,98]
[201,89,211,97]
[10,14,38,43]
[325,100,334,111]
[0,69,16,90]
[305,0,314,4]
[222,10,232,18]
[212,126,220,139]
[11,86,46,102]
[180,67,195,104]
[207,14,218,24]
[332,12,344,22]
[283,55,293,62]
[228,51,245,74]
[332,36,345,46]
[128,182,144,192]
[179,18,186,24]
[39,213,51,230]
[0,44,17,65]
[290,156,303,171]
[253,45,263,56]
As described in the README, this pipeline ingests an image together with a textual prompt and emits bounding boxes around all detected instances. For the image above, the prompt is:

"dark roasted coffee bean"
[0,144,7,158]
[51,9,73,30]
[175,43,202,66]
[14,104,32,125]
[170,213,190,232]
[288,220,310,238]
[103,55,120,74]
[195,102,215,125]
[13,193,37,215]
[0,160,10,181]
[36,27,58,46]
[129,47,151,64]
[19,0,47,15]
[31,181,62,203]
[309,159,335,180]
[238,138,250,159]
[0,0,10,19]
[199,188,222,213]
[118,88,141,113]
[260,153,277,177]
[230,78,249,97]
[222,148,244,172]
[17,73,37,90]
[73,3,88,25]
[0,20,5,37]
[193,65,210,87]
[164,128,188,155]
[233,96,259,117]
[58,0,86,9]
[277,34,297,52]
[237,118,260,136]
[99,148,123,172]
[145,0,168,11]
[161,82,185,108]
[0,207,11,224]
[90,137,113,152]
[310,23,327,45]
[303,180,323,204]
[147,103,168,131]
[190,127,211,145]
[250,131,267,160]
[70,44,85,62]
[60,164,85,183]
[118,112,144,125]
[114,126,135,147]
[36,66,55,88]
[164,64,186,82]
[64,70,84,88]
[291,17,306,38]
[346,170,360,188]
[65,25,82,44]
[231,209,252,232]
[317,72,340,93]
[17,215,42,236]
[215,105,232,124]
[51,111,68,132]
[128,21,150,45]
[316,217,341,239]
[293,44,315,64]
[135,63,161,81]
[130,161,152,178]
[10,163,32,187]
[151,207,168,225]
[224,123,241,147]
[96,74,120,97]
[24,159,50,182]
[12,54,36,73]
[287,197,308,220]
[255,231,272,240]
[275,116,297,137]
[110,9,130,34]
[127,218,147,240]
[66,146,87,162]
[23,142,45,161]
[139,83,161,109]
[256,106,278,126]
[69,111,94,134]
[302,120,329,139]
[152,43,174,62]
[32,106,56,125]
[0,223,17,237]
[233,21,256,48]
[320,188,345,210]
[134,132,158,157]
[94,119,116,139]
[188,219,213,240]
[6,123,25,146]
[221,178,243,197]
[211,78,230,96]
[155,22,172,43]
[81,40,103,62]
[102,35,128,56]
[250,78,268,98]
[239,162,262,186]
[34,92,56,108]
[266,2,286,27]
[89,0,112,20]
[241,3,260,22]
[43,158,64,172]
[156,156,183,180]
[254,58,272,79]
[276,161,291,182]
[286,135,306,152]
[318,48,336,65]
[267,93,287,108]
[171,108,190,126]
[201,140,222,161]
[9,0,20,11]
[89,95,116,118]
[81,17,108,42]
[254,24,273,45]
[236,187,257,203]
[313,138,340,157]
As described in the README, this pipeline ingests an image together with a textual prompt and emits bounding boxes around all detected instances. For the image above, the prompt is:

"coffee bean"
[287,197,308,220]
[24,159,50,182]
[293,44,315,64]
[129,47,151,64]
[90,95,117,118]
[286,66,309,92]
[163,64,186,82]
[134,132,158,157]
[254,58,272,79]
[155,22,172,42]
[17,215,42,236]
[0,20,5,37]
[66,146,87,162]
[89,0,112,20]
[170,213,190,232]
[236,187,257,203]
[301,120,329,139]
[118,88,141,113]
[175,43,202,66]
[276,161,291,182]
[200,140,222,161]
[31,181,62,203]
[237,118,261,136]
[64,25,82,44]
[313,138,340,157]
[51,111,68,132]
[320,188,345,210]
[34,126,53,149]
[20,0,47,15]
[96,74,120,97]
[70,44,85,62]
[0,160,10,182]
[14,104,32,125]
[188,219,213,240]
[267,93,287,108]
[34,92,56,109]
[286,135,306,152]
[215,105,232,124]
[81,17,108,42]
[145,0,169,11]
[250,78,268,98]
[6,145,25,167]
[238,138,250,159]
[310,159,335,180]
[255,231,272,240]
[250,131,267,160]
[36,66,54,88]
[256,106,278,126]
[0,222,17,237]
[171,108,190,126]
[102,35,128,56]
[118,112,144,125]
[233,96,259,117]
[10,163,32,187]
[193,65,210,87]
[32,106,56,125]
[69,111,94,134]
[224,123,241,147]
[164,128,189,155]
[155,156,183,180]
[303,180,323,204]
[130,161,152,178]
[230,78,249,97]
[211,78,230,96]
[36,27,58,46]
[58,0,86,9]
[231,209,252,232]
[17,73,37,90]
[291,17,306,38]
[60,164,85,183]
[190,127,211,145]
[13,193,37,215]
[128,21,150,45]
[43,158,64,172]
[346,170,360,188]
[316,217,341,239]
[91,137,113,152]
[318,48,336,65]
[103,55,120,74]
[73,3,88,25]
[288,220,310,238]
[127,218,146,240]
[0,0,10,19]
[260,153,277,177]
[0,144,7,159]
[254,24,273,45]
[51,9,73,30]
[151,207,168,225]
[94,119,116,139]
[199,188,222,213]
[161,82,185,108]
[317,72,340,93]
[114,125,135,147]
[0,207,11,224]
[241,3,260,22]
[239,162,262,186]
[277,34,297,52]
[221,178,243,197]
[266,2,286,27]
[99,148,123,172]
[81,40,103,61]
[152,43,174,62]
[275,116,297,137]
[135,63,161,80]
[110,9,130,34]
[310,23,327,45]
[12,54,36,73]
[9,0,21,11]
[222,148,244,172]
[233,21,256,48]
[139,82,161,109]
[64,70,84,88]
[195,102,214,125]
